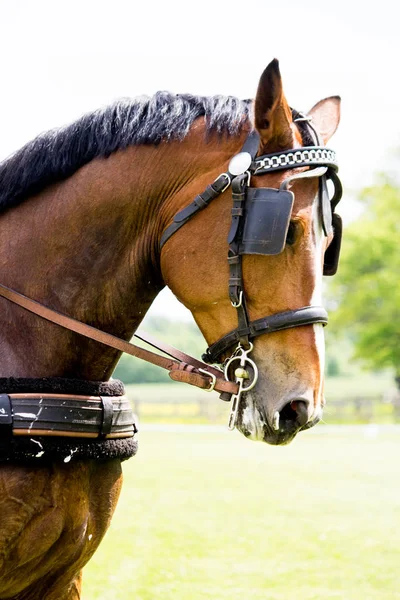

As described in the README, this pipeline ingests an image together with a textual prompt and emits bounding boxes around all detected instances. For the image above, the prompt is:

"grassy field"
[83,427,400,599]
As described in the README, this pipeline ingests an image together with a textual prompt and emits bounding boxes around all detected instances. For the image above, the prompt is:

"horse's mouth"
[236,402,322,446]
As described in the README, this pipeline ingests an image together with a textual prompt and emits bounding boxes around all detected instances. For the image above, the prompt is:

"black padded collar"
[0,377,138,464]
[0,376,125,396]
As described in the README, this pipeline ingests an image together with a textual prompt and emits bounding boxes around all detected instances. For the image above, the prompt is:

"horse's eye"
[286,221,297,246]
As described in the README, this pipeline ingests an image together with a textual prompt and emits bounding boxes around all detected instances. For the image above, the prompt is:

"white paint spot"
[88,534,93,541]
[30,438,45,458]
[28,398,44,432]
[63,447,79,463]
[15,412,36,419]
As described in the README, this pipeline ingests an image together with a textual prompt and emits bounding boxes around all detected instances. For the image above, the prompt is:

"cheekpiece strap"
[228,173,252,349]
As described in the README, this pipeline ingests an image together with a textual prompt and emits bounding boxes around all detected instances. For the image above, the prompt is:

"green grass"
[83,428,400,599]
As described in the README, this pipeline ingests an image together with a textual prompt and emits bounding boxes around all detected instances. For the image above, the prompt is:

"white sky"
[0,0,398,321]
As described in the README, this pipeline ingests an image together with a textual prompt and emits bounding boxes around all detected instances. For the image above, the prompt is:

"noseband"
[160,118,342,427]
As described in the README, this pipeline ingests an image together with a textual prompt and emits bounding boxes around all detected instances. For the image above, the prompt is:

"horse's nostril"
[291,400,309,426]
[278,399,309,429]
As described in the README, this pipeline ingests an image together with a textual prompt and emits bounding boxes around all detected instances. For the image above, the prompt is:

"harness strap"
[228,174,252,349]
[160,172,231,248]
[0,283,238,397]
[5,392,136,439]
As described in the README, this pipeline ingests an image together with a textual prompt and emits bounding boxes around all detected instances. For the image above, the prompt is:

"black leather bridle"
[160,116,342,370]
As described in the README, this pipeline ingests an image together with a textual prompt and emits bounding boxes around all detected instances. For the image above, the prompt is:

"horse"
[0,59,341,598]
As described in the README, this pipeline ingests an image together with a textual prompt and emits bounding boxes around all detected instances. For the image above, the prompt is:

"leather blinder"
[323,214,342,276]
[239,187,294,255]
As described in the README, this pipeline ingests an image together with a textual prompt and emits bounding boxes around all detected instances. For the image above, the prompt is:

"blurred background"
[1,1,399,598]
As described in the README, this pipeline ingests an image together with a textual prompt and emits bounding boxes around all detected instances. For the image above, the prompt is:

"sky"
[0,0,398,321]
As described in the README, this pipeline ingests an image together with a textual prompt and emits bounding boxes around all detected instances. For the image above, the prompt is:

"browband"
[252,147,338,174]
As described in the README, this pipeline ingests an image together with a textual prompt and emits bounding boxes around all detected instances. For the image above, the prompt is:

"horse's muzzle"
[237,396,322,445]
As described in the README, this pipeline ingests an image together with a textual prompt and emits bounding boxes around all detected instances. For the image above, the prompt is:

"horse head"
[160,59,341,445]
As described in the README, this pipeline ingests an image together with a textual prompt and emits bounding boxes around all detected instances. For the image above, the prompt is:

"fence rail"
[128,391,400,425]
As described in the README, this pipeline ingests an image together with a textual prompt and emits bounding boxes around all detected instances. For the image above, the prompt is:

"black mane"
[0,92,252,213]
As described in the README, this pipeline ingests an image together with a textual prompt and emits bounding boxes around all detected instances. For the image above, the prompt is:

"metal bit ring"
[224,354,258,392]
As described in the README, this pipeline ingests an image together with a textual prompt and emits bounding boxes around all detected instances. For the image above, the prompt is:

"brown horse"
[0,59,341,598]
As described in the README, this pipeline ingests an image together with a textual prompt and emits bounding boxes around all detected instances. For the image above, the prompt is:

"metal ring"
[223,355,258,392]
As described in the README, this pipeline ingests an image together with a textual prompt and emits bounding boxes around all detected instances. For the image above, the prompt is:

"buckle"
[214,172,231,193]
[198,369,217,392]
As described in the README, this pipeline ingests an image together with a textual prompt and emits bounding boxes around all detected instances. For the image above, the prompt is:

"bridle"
[160,115,343,427]
[0,113,342,435]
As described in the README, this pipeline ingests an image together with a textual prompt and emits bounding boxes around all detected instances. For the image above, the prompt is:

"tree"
[329,172,400,386]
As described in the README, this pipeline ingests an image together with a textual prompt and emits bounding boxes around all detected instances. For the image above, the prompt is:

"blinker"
[239,187,294,255]
[323,213,342,276]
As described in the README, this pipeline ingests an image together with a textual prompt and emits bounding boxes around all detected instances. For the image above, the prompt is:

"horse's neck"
[0,144,184,380]
[0,127,244,380]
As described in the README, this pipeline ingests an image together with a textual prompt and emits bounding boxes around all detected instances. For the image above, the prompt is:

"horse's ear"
[308,96,341,144]
[254,58,294,150]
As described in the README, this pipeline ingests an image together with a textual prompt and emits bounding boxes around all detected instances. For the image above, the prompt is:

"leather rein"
[0,283,238,397]
[0,119,342,431]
